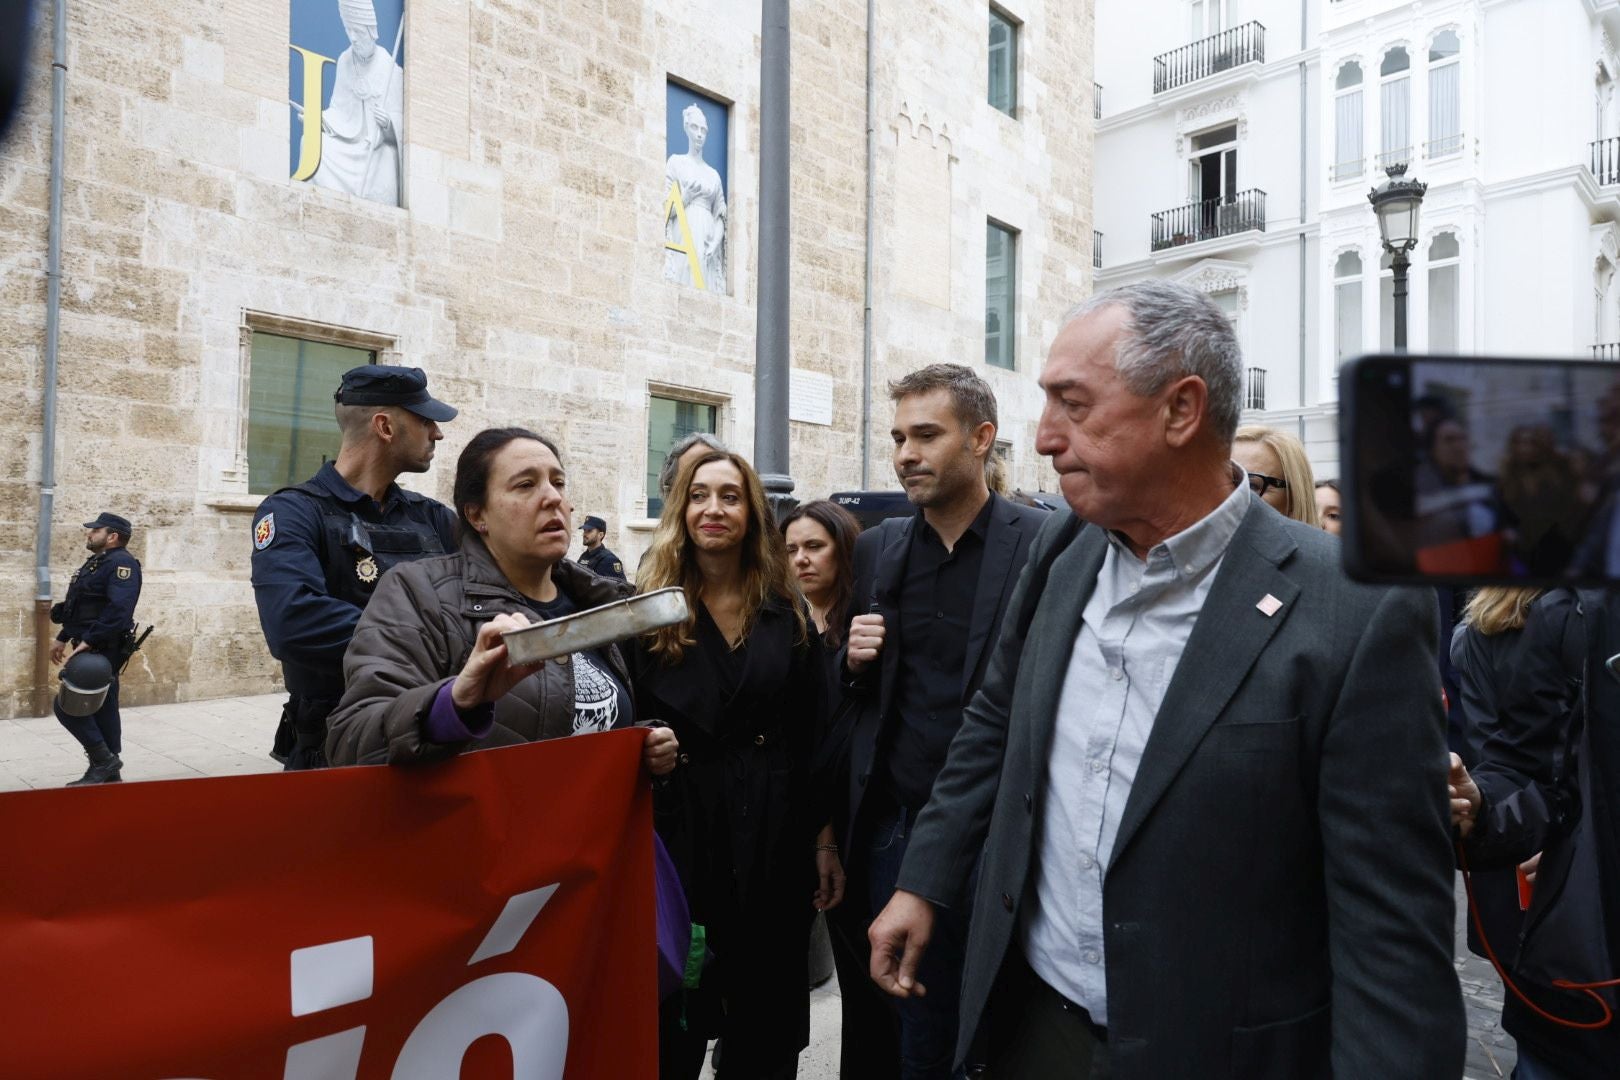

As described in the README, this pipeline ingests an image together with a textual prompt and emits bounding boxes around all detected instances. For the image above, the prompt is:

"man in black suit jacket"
[828,364,1048,1080]
[868,283,1465,1079]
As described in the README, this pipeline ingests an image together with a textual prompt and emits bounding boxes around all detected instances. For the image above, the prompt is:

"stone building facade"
[0,0,1094,716]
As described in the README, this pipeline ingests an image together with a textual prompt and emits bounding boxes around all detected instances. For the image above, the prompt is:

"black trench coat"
[630,595,828,1073]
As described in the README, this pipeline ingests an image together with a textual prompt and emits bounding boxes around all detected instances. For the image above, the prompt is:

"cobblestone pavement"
[2,693,1520,1077]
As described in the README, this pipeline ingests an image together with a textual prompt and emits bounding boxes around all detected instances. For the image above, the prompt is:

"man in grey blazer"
[868,281,1466,1079]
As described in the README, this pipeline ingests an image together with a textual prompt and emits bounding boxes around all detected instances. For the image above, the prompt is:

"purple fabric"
[654,830,692,1000]
[424,680,495,743]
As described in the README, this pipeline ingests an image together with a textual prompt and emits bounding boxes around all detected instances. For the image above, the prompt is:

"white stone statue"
[664,103,727,291]
[310,0,403,206]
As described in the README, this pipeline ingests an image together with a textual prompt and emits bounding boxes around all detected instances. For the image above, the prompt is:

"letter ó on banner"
[278,885,567,1079]
[391,972,568,1080]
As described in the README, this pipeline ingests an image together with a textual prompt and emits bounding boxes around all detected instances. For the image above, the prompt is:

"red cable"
[1457,842,1619,1031]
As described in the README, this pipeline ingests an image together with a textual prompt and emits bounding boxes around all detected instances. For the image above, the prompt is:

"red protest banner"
[0,729,656,1079]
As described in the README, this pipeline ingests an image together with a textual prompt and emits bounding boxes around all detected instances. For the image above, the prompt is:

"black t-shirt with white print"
[523,591,634,735]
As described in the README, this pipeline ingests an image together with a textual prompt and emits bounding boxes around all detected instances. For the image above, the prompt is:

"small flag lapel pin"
[1256,594,1283,617]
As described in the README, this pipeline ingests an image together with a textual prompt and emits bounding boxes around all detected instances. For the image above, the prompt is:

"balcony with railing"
[1594,343,1620,361]
[1153,22,1265,95]
[1092,230,1103,269]
[1245,367,1267,411]
[1591,137,1620,186]
[1150,189,1266,252]
[1424,133,1465,160]
[1375,146,1412,172]
[1330,158,1364,183]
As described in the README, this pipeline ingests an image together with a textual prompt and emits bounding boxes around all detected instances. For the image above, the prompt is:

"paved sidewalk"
[1,693,1516,1077]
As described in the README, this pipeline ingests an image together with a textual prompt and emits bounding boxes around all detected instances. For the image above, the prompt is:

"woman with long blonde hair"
[631,449,835,1080]
[1233,425,1321,527]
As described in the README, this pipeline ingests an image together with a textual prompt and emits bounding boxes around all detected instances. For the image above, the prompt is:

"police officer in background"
[251,365,458,770]
[50,512,142,785]
[577,515,626,582]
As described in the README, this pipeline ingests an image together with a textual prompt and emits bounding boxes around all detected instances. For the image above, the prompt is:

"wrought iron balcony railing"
[1245,367,1267,412]
[1591,137,1620,186]
[1150,189,1266,252]
[1092,230,1103,269]
[1153,22,1265,94]
[1593,342,1620,361]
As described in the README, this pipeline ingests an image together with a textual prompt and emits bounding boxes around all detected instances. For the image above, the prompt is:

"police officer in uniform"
[251,365,458,770]
[577,515,626,582]
[50,512,142,785]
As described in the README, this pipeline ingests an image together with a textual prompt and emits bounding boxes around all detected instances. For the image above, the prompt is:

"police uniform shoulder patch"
[612,561,623,575]
[355,555,379,584]
[116,566,132,580]
[253,514,276,550]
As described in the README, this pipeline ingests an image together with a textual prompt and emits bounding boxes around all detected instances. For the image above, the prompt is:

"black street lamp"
[1368,162,1428,350]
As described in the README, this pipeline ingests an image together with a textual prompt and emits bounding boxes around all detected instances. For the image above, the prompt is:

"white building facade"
[1094,0,1620,477]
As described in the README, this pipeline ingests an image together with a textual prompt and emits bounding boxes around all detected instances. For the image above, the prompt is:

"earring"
[478,525,488,534]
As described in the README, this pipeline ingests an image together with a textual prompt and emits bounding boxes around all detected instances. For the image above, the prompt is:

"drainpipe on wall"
[860,0,876,488]
[1297,0,1309,447]
[32,0,67,717]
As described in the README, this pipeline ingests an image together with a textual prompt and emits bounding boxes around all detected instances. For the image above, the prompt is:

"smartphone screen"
[1341,354,1620,587]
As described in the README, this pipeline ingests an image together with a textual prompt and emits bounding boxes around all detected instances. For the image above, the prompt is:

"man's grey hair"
[888,363,998,433]
[1062,280,1244,445]
[659,431,729,494]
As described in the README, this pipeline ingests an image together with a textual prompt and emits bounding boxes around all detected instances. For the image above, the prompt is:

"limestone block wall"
[0,0,1093,716]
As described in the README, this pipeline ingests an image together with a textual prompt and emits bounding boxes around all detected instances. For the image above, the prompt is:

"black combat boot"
[67,743,122,786]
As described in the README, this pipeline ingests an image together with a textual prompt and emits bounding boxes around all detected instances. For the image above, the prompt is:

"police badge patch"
[355,555,380,584]
[116,566,131,580]
[253,514,275,550]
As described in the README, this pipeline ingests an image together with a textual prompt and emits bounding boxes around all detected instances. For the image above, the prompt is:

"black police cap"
[581,516,607,532]
[82,512,132,537]
[334,365,458,423]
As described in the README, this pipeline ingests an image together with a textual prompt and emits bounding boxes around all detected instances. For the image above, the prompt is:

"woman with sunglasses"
[1233,425,1321,527]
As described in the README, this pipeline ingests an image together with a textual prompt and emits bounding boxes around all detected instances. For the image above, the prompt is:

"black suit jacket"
[832,493,1047,850]
[897,503,1465,1078]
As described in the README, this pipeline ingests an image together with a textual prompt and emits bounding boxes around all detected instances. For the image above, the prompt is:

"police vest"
[279,481,449,612]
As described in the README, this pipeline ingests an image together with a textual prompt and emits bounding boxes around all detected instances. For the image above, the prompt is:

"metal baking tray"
[501,587,690,665]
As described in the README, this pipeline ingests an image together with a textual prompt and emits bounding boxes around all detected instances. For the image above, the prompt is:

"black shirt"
[523,591,634,735]
[882,496,994,809]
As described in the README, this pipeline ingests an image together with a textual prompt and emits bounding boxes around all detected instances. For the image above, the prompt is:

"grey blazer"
[896,500,1466,1079]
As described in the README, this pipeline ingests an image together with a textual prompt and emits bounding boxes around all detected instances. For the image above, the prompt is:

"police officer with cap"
[49,512,142,785]
[577,515,626,582]
[251,365,458,770]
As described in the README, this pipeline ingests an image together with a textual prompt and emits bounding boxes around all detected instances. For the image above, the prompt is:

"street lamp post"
[755,0,797,523]
[1368,163,1428,351]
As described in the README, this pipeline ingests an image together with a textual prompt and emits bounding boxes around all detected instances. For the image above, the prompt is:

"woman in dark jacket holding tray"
[633,449,835,1080]
[325,426,677,773]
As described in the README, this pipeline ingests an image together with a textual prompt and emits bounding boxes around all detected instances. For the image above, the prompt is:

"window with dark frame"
[646,395,719,518]
[985,222,1018,370]
[989,8,1018,116]
[247,333,376,495]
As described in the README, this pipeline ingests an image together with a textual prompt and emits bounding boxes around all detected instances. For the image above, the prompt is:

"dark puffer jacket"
[325,534,634,766]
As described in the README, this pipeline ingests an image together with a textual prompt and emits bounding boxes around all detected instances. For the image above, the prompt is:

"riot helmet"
[58,651,114,717]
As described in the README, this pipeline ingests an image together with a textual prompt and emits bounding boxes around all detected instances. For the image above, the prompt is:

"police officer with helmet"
[49,512,143,785]
[251,365,458,770]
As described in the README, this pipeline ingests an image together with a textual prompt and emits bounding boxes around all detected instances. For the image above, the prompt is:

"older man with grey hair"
[659,431,729,502]
[867,281,1465,1079]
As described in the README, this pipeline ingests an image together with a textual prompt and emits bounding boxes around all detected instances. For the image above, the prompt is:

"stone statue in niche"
[311,0,404,206]
[663,103,727,292]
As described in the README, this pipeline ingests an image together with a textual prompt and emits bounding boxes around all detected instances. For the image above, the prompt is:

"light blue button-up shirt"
[1021,474,1251,1025]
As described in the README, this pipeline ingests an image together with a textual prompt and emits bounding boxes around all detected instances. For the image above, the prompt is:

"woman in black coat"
[632,450,832,1080]
[1451,588,1616,1078]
